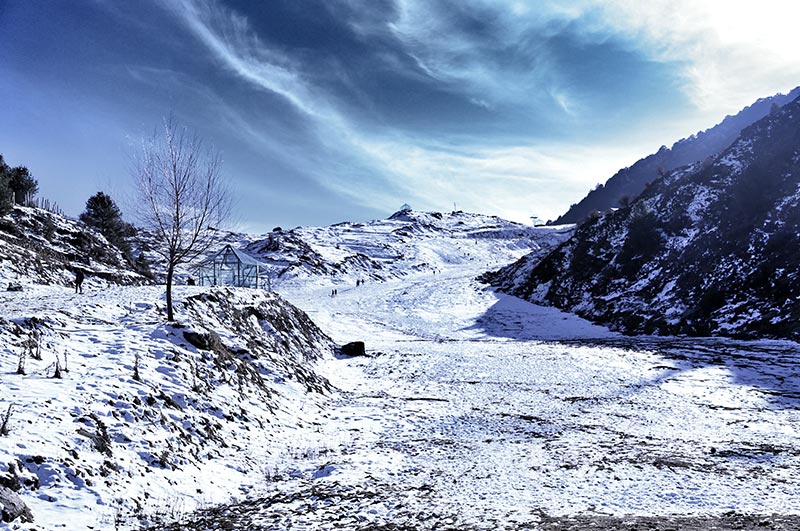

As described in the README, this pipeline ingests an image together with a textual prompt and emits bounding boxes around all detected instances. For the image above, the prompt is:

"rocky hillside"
[0,282,335,529]
[553,86,800,225]
[487,94,800,339]
[0,205,148,288]
[0,206,344,528]
[240,209,572,288]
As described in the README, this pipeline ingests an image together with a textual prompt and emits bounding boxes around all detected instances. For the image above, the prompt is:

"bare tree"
[134,115,231,321]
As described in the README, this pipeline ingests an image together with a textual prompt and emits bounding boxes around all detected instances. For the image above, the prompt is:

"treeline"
[1,151,152,278]
[0,154,39,215]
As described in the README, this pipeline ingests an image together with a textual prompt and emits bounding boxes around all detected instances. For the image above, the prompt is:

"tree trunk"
[166,264,175,321]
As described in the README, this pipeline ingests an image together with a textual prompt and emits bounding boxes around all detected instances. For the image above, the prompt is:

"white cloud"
[386,0,800,120]
[585,0,800,114]
[354,136,654,223]
[385,0,574,109]
[166,0,334,121]
[162,0,800,227]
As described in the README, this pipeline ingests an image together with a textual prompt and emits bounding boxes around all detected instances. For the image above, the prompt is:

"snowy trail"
[257,267,800,529]
[5,268,797,529]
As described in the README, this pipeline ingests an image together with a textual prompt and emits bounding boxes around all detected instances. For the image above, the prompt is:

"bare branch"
[132,114,231,321]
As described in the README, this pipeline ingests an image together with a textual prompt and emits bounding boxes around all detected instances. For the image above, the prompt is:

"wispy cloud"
[163,0,407,204]
[159,0,800,225]
[354,136,655,222]
[381,0,800,119]
[581,0,800,114]
[165,0,333,121]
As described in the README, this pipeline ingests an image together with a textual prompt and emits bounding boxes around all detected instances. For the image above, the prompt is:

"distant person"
[187,277,196,286]
[75,269,84,294]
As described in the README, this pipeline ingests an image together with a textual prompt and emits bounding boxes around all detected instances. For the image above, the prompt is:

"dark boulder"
[338,341,366,357]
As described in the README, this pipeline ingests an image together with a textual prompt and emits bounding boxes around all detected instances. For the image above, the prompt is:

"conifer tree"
[0,155,13,215]
[8,166,38,205]
[80,192,135,258]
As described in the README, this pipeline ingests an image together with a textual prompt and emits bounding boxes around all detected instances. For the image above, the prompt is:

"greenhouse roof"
[201,244,265,266]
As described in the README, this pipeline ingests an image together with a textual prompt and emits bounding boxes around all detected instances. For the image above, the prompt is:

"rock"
[339,341,366,357]
[0,486,33,523]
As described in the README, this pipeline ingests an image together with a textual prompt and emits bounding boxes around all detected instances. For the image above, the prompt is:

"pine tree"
[80,192,135,258]
[8,165,38,205]
[0,155,12,215]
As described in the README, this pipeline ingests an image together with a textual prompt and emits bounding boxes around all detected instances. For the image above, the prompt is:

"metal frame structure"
[195,244,268,289]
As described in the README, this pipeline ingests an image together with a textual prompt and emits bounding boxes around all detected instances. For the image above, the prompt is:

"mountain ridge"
[487,93,800,339]
[553,86,800,225]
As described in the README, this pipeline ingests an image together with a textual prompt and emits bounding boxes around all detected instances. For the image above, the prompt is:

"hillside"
[0,206,572,528]
[0,206,340,528]
[0,283,335,528]
[2,202,800,529]
[553,86,800,225]
[0,205,148,289]
[487,94,800,339]
[235,209,572,288]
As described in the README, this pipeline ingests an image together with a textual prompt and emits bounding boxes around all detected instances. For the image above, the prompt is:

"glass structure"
[195,244,268,289]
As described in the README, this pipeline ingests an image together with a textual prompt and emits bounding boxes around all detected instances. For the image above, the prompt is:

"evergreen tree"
[8,165,38,205]
[134,252,154,279]
[80,192,135,258]
[0,155,13,215]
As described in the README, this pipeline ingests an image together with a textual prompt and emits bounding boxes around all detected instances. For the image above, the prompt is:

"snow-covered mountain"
[237,209,571,288]
[487,94,800,339]
[553,86,800,225]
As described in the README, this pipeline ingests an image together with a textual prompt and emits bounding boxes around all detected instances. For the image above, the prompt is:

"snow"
[238,211,569,289]
[0,284,332,529]
[2,210,800,529]
[261,263,800,526]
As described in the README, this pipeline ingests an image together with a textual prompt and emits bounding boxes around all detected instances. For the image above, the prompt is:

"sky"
[1,0,799,232]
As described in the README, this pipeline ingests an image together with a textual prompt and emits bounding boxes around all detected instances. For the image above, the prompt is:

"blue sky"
[1,0,799,231]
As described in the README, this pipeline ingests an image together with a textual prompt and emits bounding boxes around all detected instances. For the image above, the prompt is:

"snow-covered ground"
[0,284,334,530]
[3,209,800,530]
[221,262,799,529]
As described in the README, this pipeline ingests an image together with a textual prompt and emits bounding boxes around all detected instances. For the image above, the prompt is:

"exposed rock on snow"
[0,486,33,523]
[337,341,366,357]
[0,205,148,289]
[488,95,800,339]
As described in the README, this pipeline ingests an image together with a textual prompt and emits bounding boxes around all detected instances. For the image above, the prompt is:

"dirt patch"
[535,512,800,530]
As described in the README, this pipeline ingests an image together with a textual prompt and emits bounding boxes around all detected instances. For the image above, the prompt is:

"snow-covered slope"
[128,265,800,530]
[237,210,571,288]
[488,94,800,339]
[0,283,335,528]
[0,205,148,289]
[0,207,572,528]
